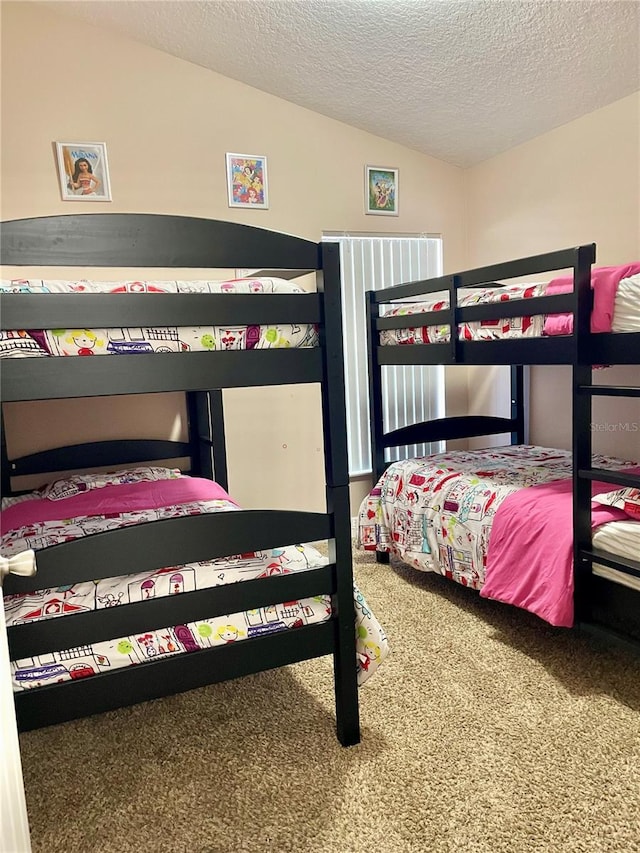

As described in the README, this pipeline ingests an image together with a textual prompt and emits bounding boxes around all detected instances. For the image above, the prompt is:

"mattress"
[0,278,318,358]
[380,271,640,345]
[592,520,640,592]
[358,445,639,625]
[2,468,389,692]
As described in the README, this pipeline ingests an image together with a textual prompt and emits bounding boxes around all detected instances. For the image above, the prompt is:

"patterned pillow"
[42,467,182,501]
[592,487,640,519]
[0,330,49,358]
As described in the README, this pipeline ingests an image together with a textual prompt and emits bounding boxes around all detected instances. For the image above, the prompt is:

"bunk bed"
[360,244,640,646]
[0,212,388,745]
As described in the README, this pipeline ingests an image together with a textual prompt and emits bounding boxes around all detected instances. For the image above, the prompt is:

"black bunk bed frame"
[0,213,360,745]
[366,243,640,646]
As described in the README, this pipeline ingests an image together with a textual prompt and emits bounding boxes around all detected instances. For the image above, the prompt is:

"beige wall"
[0,2,467,511]
[466,93,640,460]
[4,3,636,513]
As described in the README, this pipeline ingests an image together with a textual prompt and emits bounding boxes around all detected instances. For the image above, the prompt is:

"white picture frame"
[365,165,399,216]
[226,153,269,209]
[55,141,112,202]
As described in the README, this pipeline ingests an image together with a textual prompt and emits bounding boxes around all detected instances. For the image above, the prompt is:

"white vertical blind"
[324,233,445,476]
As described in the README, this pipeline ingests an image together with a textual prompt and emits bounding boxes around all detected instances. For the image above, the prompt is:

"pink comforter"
[1,477,235,535]
[481,468,640,626]
[543,263,640,335]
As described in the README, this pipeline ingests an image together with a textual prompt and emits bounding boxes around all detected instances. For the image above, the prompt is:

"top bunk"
[367,244,640,367]
[0,213,341,402]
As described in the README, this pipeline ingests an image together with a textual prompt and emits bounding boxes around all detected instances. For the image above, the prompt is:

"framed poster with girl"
[365,165,398,216]
[226,153,269,209]
[55,142,112,201]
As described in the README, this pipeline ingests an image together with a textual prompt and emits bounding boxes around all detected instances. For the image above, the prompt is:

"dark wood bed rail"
[9,563,337,661]
[379,415,520,452]
[368,244,595,303]
[376,293,578,331]
[0,213,321,270]
[373,334,640,367]
[367,243,605,368]
[0,348,325,401]
[5,440,191,481]
[3,510,334,594]
[0,292,322,329]
[14,624,336,733]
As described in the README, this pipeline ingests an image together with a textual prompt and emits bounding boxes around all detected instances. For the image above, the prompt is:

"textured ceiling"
[49,0,639,167]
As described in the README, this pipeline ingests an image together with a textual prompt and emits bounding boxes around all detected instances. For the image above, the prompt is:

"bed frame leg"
[376,550,390,564]
[333,625,361,748]
[327,488,361,747]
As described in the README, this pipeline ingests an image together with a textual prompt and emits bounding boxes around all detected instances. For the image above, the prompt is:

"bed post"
[572,245,595,624]
[207,391,228,491]
[318,241,360,747]
[510,366,525,445]
[366,290,386,485]
[186,391,228,491]
[366,291,392,565]
[1,406,12,498]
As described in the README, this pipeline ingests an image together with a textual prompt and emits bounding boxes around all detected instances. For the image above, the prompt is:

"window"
[323,233,445,476]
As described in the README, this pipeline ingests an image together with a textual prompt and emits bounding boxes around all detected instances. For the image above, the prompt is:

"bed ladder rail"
[578,385,640,398]
[577,469,640,488]
[573,377,640,634]
[579,548,640,583]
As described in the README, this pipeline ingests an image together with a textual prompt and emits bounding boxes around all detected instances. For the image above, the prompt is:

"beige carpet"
[18,547,640,853]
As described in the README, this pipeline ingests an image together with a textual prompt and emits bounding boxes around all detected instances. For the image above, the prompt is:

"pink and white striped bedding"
[380,266,640,346]
[358,445,639,626]
[2,469,389,692]
[0,278,318,358]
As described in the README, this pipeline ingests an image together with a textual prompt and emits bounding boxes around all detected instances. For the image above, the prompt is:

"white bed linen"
[592,519,640,591]
[612,274,640,331]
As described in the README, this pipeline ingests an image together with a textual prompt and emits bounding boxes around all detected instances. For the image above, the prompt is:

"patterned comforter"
[380,282,548,345]
[0,278,318,358]
[2,469,389,692]
[358,445,634,590]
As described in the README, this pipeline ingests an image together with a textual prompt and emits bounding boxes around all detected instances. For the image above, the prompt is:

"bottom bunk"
[358,444,640,631]
[2,467,389,738]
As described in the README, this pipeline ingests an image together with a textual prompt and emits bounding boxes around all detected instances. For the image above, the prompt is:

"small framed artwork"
[365,165,398,216]
[55,142,112,201]
[226,153,269,209]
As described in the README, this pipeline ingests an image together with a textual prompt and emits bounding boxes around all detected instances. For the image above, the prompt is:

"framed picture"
[55,142,112,201]
[365,165,398,216]
[226,153,269,209]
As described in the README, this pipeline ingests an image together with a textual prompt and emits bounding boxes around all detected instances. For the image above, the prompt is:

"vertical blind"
[323,233,445,476]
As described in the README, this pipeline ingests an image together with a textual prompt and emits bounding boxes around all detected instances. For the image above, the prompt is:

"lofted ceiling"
[49,0,639,168]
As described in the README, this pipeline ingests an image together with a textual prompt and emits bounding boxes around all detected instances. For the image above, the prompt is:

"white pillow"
[592,487,640,520]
